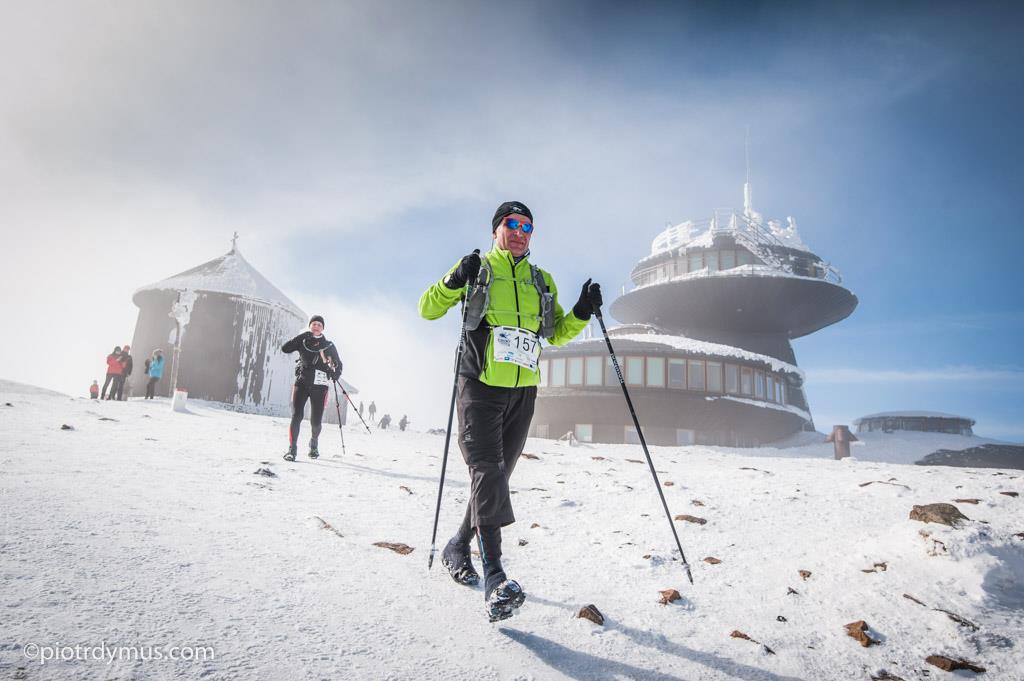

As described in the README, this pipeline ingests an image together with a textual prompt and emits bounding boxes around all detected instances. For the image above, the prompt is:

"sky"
[1,1,1022,441]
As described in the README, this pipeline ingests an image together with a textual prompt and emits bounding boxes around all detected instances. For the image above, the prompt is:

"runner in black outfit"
[281,315,342,461]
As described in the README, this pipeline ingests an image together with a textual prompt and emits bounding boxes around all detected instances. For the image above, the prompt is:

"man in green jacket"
[419,200,601,621]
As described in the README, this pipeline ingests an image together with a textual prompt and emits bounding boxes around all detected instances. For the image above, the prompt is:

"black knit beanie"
[491,201,533,232]
[309,315,325,328]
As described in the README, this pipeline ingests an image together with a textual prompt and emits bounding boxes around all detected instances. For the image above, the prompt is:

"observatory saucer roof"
[853,411,975,425]
[133,247,305,318]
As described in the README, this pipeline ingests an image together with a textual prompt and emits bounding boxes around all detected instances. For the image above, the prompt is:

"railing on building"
[632,210,843,288]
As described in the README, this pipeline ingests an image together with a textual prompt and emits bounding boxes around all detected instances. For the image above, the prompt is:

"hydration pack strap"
[531,265,555,339]
[463,263,491,332]
[463,260,555,338]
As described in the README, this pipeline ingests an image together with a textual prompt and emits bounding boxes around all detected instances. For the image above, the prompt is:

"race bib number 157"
[492,326,542,371]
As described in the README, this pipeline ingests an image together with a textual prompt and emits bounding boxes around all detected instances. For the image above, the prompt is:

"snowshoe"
[283,446,297,462]
[486,579,525,622]
[441,540,480,586]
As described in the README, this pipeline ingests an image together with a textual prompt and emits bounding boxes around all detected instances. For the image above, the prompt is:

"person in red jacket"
[101,346,124,400]
[115,345,133,400]
[89,380,99,399]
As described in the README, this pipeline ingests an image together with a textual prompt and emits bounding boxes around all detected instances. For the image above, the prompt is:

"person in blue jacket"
[145,350,165,399]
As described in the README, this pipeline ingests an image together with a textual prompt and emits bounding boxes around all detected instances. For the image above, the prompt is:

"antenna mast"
[743,126,753,217]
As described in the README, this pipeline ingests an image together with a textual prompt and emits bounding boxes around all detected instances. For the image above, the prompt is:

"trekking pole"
[428,250,479,570]
[594,306,694,584]
[331,379,347,456]
[334,378,372,434]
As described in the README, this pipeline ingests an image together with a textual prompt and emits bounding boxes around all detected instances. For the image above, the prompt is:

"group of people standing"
[93,346,164,400]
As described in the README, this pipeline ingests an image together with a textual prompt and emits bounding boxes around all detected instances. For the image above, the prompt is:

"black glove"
[572,279,602,320]
[443,250,482,290]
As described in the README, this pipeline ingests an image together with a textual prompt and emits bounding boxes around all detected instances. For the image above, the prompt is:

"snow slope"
[2,387,1022,680]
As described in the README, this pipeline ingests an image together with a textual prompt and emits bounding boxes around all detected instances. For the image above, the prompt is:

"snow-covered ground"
[2,381,1022,680]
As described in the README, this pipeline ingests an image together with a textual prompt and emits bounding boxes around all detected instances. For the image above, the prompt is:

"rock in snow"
[925,654,986,673]
[909,503,970,526]
[373,541,414,555]
[576,604,604,625]
[844,620,879,647]
[658,589,682,605]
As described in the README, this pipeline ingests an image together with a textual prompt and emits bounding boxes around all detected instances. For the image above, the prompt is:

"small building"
[128,237,307,416]
[853,411,975,436]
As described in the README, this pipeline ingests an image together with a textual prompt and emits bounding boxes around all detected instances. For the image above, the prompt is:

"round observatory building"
[533,186,858,446]
[127,238,307,415]
[854,411,975,436]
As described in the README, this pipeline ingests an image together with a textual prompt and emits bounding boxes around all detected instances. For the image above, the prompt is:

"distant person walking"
[145,350,165,399]
[102,346,124,400]
[399,415,409,431]
[89,381,99,399]
[378,414,391,430]
[281,315,342,461]
[368,401,377,423]
[116,345,134,400]
[358,401,365,419]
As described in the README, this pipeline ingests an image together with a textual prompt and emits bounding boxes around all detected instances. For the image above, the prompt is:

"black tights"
[145,376,159,399]
[289,383,328,448]
[101,374,116,400]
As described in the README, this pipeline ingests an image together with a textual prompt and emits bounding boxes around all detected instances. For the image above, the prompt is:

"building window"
[707,361,723,393]
[646,357,665,387]
[585,356,603,386]
[676,429,695,445]
[568,357,584,385]
[676,257,688,274]
[725,363,739,394]
[706,250,719,272]
[538,359,549,387]
[779,380,786,405]
[624,426,640,444]
[687,359,706,390]
[755,371,766,398]
[767,374,776,402]
[740,367,753,395]
[688,252,703,272]
[605,358,617,385]
[720,249,736,270]
[626,357,644,386]
[668,359,686,388]
[550,358,566,387]
[575,423,593,443]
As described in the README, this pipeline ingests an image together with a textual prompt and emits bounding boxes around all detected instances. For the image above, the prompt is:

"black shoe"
[308,442,319,459]
[441,540,480,586]
[283,446,297,462]
[486,579,525,622]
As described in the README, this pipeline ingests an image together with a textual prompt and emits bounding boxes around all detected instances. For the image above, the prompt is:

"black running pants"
[456,377,536,529]
[289,383,329,447]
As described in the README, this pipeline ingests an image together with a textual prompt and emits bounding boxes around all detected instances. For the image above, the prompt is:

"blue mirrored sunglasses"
[504,218,534,234]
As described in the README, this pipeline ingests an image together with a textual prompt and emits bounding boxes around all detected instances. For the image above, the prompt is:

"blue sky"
[1,1,1021,439]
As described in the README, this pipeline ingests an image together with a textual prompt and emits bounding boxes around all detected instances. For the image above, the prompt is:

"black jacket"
[121,352,134,377]
[282,332,342,388]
